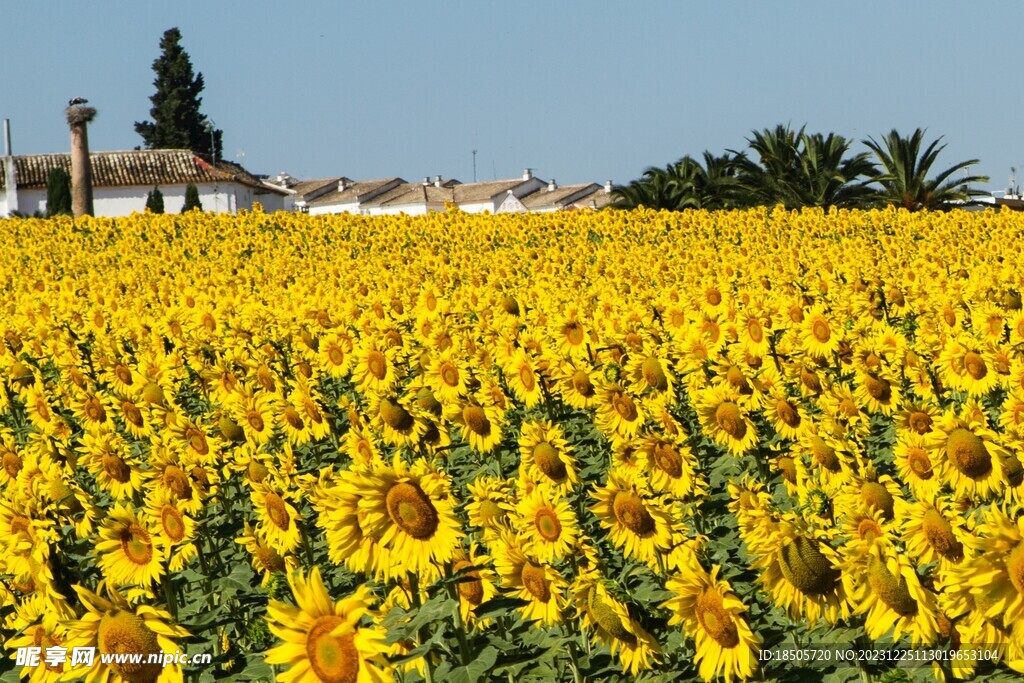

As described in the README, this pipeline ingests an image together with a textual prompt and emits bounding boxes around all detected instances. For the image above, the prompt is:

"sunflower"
[590,469,674,565]
[64,585,189,683]
[798,429,853,489]
[575,580,662,676]
[801,306,841,358]
[552,359,600,410]
[353,338,399,394]
[145,445,208,515]
[69,387,115,433]
[227,391,278,446]
[853,368,901,416]
[144,489,197,572]
[736,311,771,358]
[999,391,1024,439]
[504,348,544,407]
[236,523,298,586]
[837,506,897,560]
[290,382,332,442]
[514,484,579,563]
[0,495,57,573]
[927,409,1007,501]
[749,517,849,627]
[251,484,302,553]
[367,391,427,447]
[465,475,514,541]
[450,544,500,627]
[635,434,701,499]
[697,385,758,456]
[892,431,941,500]
[23,384,61,436]
[896,497,971,569]
[550,312,590,359]
[117,396,155,440]
[448,400,503,454]
[832,472,902,523]
[425,349,470,402]
[945,506,1024,627]
[663,562,760,682]
[317,331,354,378]
[848,548,939,645]
[625,346,674,396]
[166,416,220,463]
[937,337,1000,397]
[4,593,75,683]
[595,381,646,443]
[765,392,808,441]
[355,458,461,579]
[95,503,165,588]
[895,401,939,437]
[518,420,579,492]
[345,425,381,467]
[265,568,392,683]
[492,536,566,625]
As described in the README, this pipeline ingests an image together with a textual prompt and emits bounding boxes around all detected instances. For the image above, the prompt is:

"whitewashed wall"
[308,201,361,216]
[3,182,277,217]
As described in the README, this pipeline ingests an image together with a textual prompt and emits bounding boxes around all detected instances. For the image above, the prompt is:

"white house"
[359,178,457,216]
[306,177,405,215]
[452,170,546,214]
[519,180,604,213]
[269,170,612,217]
[266,173,344,212]
[0,149,290,217]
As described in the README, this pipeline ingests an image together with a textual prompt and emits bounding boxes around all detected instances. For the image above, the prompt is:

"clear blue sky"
[3,1,1021,190]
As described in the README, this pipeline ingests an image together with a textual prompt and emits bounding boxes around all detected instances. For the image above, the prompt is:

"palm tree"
[610,163,682,210]
[864,129,989,210]
[732,124,878,209]
[610,152,742,210]
[681,152,745,210]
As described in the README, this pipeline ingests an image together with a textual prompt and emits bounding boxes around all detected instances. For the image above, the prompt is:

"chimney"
[337,178,347,192]
[422,177,430,186]
[66,104,97,218]
[2,119,17,216]
[604,180,613,193]
[434,175,442,188]
[548,179,556,192]
[523,168,533,181]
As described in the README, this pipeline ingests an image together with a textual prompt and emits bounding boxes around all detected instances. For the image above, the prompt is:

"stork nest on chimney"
[65,106,97,126]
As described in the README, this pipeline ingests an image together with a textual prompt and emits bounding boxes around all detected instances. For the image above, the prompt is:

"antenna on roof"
[1011,167,1017,198]
[472,149,477,183]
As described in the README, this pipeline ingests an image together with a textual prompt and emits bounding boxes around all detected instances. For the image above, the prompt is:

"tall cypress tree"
[134,28,223,160]
[146,186,165,214]
[45,167,72,217]
[182,183,203,212]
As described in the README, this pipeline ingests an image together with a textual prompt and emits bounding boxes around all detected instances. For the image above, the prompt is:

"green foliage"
[864,128,990,210]
[134,27,223,159]
[146,185,165,214]
[45,167,72,217]
[617,124,989,212]
[183,182,203,212]
[732,125,879,209]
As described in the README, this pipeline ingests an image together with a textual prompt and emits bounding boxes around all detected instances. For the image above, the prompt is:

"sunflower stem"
[299,521,315,568]
[409,573,436,683]
[445,565,472,666]
[566,640,585,683]
[162,566,178,620]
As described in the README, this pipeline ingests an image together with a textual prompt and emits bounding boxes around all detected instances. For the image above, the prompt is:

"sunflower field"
[2,206,1024,683]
